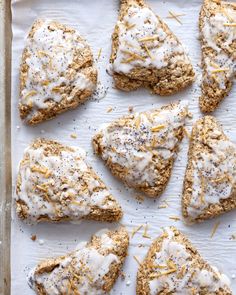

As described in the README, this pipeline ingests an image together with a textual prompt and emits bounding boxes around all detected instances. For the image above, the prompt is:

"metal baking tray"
[0,1,12,295]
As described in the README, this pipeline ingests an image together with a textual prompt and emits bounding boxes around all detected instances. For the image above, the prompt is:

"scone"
[19,19,97,124]
[28,227,129,295]
[93,101,189,197]
[110,0,195,95]
[16,138,122,223]
[137,226,232,295]
[199,0,236,112]
[182,116,236,223]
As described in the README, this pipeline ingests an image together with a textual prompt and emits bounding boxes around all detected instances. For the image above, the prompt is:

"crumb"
[135,195,145,202]
[31,234,37,241]
[128,106,134,113]
[70,133,77,139]
[106,107,113,113]
[120,271,126,280]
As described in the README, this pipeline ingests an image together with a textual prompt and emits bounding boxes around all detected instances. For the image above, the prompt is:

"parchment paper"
[11,0,236,294]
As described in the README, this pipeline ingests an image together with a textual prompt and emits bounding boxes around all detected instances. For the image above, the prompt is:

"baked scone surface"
[19,19,97,124]
[137,226,232,295]
[28,227,129,294]
[16,138,122,223]
[93,101,189,197]
[199,0,236,112]
[110,0,194,94]
[182,116,236,222]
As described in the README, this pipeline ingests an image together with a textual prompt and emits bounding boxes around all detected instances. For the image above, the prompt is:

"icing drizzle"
[29,230,119,295]
[20,20,95,115]
[16,140,116,223]
[149,227,231,294]
[97,101,188,188]
[112,4,190,74]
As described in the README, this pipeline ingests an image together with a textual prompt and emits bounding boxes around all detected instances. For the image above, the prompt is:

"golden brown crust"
[19,19,97,125]
[182,116,236,223]
[110,0,195,95]
[16,138,123,223]
[136,226,232,295]
[31,227,129,294]
[199,0,236,112]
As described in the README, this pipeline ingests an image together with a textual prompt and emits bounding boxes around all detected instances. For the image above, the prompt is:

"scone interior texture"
[16,138,122,223]
[136,226,232,295]
[110,0,195,95]
[93,101,189,197]
[19,19,97,124]
[28,227,129,295]
[199,0,236,112]
[182,116,236,223]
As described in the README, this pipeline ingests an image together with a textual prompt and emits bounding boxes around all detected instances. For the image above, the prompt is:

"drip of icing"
[112,5,190,74]
[187,136,236,219]
[99,101,188,186]
[149,227,231,294]
[21,19,95,112]
[16,143,115,222]
[29,233,119,295]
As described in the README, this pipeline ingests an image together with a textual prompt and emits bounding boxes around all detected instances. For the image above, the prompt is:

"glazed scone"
[136,226,232,295]
[16,138,122,223]
[19,19,97,124]
[199,0,236,112]
[28,227,129,295]
[93,101,189,197]
[110,0,195,95]
[182,116,236,223]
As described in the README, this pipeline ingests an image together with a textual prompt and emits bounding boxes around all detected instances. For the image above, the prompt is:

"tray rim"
[0,1,12,295]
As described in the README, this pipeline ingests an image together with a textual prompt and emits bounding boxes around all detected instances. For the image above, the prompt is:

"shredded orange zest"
[131,225,143,238]
[133,255,141,265]
[142,224,151,239]
[138,35,158,42]
[151,125,165,132]
[97,48,102,60]
[212,68,229,73]
[211,221,220,238]
[223,22,236,26]
[106,107,113,113]
[24,90,37,99]
[167,11,184,24]
[144,44,154,60]
[70,133,77,139]
[126,23,136,30]
[169,216,181,221]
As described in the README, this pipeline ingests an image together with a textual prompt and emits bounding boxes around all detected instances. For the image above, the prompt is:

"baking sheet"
[11,0,236,294]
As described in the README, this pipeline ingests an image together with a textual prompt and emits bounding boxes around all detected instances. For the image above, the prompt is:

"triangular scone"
[28,227,129,294]
[182,116,236,223]
[93,101,189,197]
[137,227,232,295]
[110,0,195,95]
[199,0,236,112]
[16,138,122,223]
[19,19,97,124]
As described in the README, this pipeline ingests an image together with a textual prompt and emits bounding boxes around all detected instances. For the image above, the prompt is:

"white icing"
[149,227,231,295]
[112,5,190,74]
[21,19,95,114]
[16,141,116,222]
[98,101,188,187]
[29,232,119,295]
[187,135,236,219]
[201,5,236,90]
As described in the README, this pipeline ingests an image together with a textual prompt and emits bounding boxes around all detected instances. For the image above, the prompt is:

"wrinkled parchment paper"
[11,0,236,293]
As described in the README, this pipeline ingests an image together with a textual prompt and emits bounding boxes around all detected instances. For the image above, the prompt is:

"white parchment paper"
[11,0,236,294]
